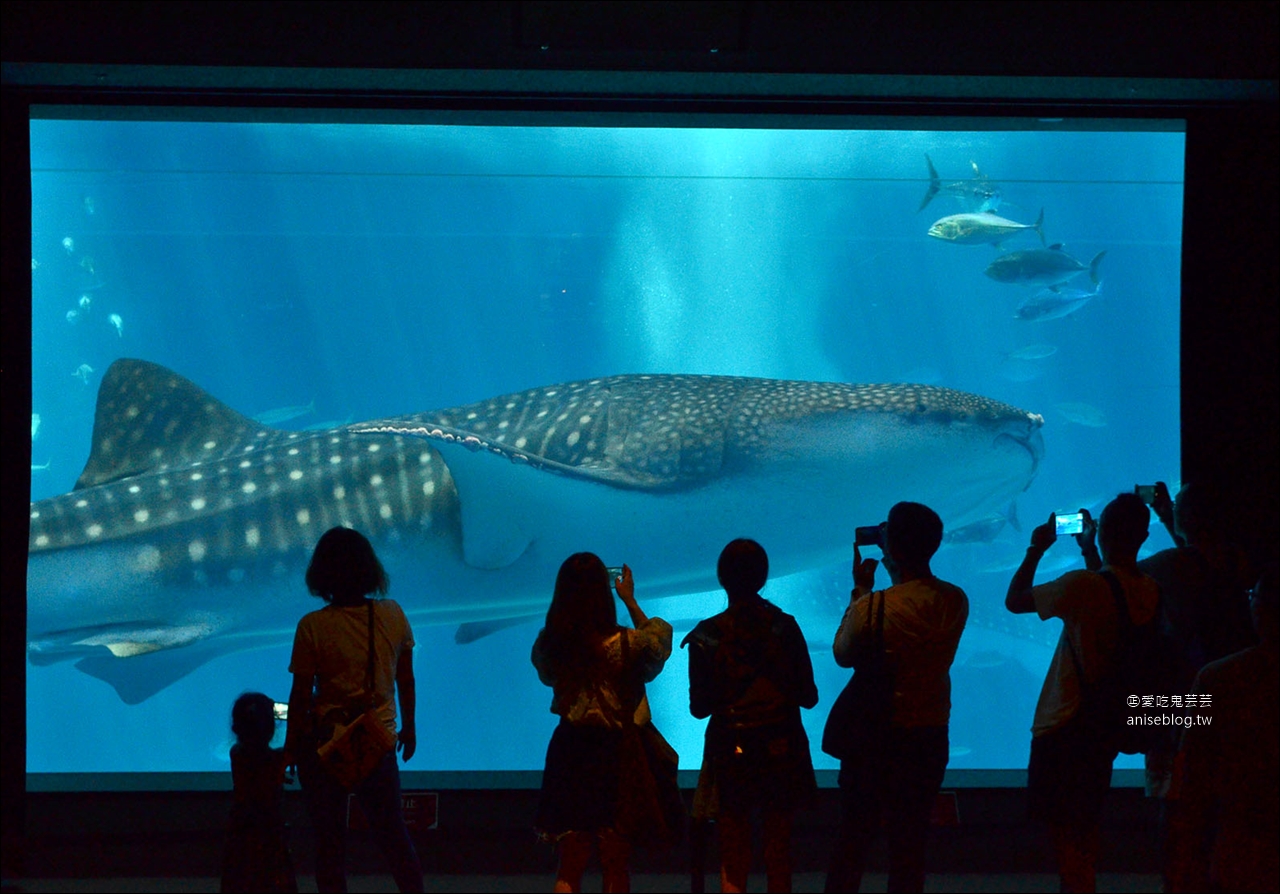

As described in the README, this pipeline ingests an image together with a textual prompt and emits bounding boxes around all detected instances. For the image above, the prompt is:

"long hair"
[540,552,618,677]
[305,526,390,605]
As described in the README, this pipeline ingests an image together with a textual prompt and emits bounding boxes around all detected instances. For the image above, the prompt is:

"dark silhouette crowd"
[223,481,1277,893]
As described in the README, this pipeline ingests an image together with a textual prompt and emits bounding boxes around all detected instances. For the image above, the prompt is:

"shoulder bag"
[615,627,685,846]
[821,589,894,761]
[315,600,398,789]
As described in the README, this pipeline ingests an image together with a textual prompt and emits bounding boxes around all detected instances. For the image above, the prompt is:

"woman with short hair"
[284,526,423,893]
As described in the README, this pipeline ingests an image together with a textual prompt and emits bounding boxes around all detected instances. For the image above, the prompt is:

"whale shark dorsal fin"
[75,359,267,489]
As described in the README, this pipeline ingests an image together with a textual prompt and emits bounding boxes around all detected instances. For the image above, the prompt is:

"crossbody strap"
[364,599,377,710]
[872,590,885,652]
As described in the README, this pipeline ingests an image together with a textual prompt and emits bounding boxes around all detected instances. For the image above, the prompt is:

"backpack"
[1066,570,1183,755]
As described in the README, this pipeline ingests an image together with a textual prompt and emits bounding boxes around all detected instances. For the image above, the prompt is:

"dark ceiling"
[3,1,1277,81]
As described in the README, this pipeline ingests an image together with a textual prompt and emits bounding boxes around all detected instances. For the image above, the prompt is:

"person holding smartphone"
[531,554,674,894]
[825,502,968,894]
[1005,494,1161,893]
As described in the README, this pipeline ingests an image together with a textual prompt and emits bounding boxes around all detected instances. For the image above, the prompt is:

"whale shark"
[27,359,1045,703]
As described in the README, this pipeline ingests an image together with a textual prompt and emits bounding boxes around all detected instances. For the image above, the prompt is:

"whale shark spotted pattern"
[27,359,1044,703]
[357,374,1043,489]
[31,359,455,577]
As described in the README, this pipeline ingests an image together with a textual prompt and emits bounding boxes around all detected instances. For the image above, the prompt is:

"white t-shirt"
[289,598,415,738]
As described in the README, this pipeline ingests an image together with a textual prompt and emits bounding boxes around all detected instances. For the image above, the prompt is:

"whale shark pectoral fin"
[430,441,539,570]
[73,643,223,705]
[459,497,533,569]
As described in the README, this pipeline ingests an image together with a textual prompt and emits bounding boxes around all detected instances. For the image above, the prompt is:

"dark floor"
[4,787,1168,892]
[4,872,1163,893]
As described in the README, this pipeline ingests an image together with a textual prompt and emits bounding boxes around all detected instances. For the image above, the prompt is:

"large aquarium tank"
[27,113,1184,784]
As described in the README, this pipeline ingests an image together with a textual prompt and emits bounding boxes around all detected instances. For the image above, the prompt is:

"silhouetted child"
[221,692,297,893]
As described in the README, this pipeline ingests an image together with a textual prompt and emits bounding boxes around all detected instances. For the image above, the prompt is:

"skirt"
[535,720,625,840]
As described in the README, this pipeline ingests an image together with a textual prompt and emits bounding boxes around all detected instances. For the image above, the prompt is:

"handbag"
[617,720,685,847]
[821,589,894,761]
[615,631,685,846]
[315,600,398,789]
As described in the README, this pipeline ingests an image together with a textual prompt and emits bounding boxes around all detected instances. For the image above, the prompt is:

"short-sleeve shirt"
[532,617,673,729]
[1030,567,1159,737]
[289,598,414,738]
[833,577,969,728]
[685,597,819,726]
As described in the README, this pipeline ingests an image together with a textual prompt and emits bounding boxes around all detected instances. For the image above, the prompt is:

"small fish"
[944,502,1020,544]
[918,154,1001,213]
[61,236,75,254]
[65,310,80,325]
[962,650,1010,670]
[998,357,1047,383]
[928,209,1044,246]
[1015,283,1102,322]
[1056,401,1107,428]
[1005,344,1058,361]
[302,415,356,431]
[252,400,316,426]
[108,313,123,337]
[73,363,94,384]
[79,294,92,311]
[32,413,41,441]
[986,245,1106,289]
[892,367,944,386]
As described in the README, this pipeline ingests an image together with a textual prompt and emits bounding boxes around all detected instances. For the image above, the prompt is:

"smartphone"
[1055,512,1085,536]
[272,701,288,722]
[605,566,624,589]
[1135,484,1157,505]
[854,525,883,548]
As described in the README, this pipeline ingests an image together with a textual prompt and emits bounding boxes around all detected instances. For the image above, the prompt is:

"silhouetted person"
[533,554,674,894]
[1006,494,1160,893]
[682,538,818,893]
[1139,482,1254,675]
[1168,562,1279,892]
[283,527,423,893]
[1137,482,1256,886]
[221,691,297,893]
[826,501,969,893]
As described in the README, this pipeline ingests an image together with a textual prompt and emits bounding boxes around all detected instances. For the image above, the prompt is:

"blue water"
[28,120,1183,775]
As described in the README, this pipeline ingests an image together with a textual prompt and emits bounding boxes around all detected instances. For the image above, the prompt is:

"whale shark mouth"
[995,416,1046,482]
